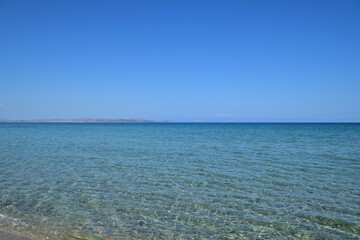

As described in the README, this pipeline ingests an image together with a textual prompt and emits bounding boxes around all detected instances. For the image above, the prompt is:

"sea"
[0,123,359,239]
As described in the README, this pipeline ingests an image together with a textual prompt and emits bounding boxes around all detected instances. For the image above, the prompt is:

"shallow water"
[0,123,359,239]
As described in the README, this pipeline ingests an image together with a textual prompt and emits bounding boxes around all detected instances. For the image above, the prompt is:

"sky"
[0,0,359,122]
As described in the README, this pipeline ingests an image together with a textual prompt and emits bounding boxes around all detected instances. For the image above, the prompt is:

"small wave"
[0,213,29,227]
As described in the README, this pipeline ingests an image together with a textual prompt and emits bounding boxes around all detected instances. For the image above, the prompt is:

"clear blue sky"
[0,0,359,122]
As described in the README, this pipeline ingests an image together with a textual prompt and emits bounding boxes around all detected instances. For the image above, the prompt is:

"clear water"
[0,123,359,239]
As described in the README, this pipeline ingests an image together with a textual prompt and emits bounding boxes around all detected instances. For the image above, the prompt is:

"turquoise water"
[0,123,359,239]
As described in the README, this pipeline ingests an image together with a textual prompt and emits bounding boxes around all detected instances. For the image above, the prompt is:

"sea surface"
[0,123,359,239]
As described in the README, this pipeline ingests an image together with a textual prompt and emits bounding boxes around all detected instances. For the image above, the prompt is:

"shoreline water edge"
[0,231,31,240]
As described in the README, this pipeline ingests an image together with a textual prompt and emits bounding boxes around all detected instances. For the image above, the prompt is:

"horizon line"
[0,121,359,124]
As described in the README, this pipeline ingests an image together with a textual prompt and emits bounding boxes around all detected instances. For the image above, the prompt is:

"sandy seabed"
[0,231,31,240]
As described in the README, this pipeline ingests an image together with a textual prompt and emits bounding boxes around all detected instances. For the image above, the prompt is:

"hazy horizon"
[0,117,359,123]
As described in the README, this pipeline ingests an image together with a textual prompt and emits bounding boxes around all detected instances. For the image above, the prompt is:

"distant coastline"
[0,118,172,123]
[1,119,359,124]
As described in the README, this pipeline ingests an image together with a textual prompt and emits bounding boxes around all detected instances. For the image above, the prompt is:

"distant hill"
[0,118,172,123]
